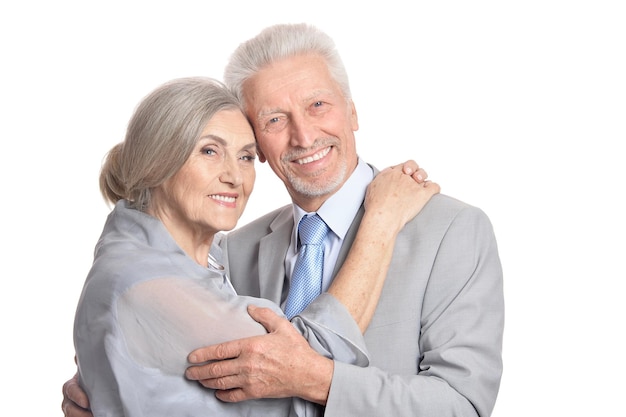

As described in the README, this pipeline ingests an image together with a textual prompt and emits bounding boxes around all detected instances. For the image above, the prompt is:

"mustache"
[282,137,338,161]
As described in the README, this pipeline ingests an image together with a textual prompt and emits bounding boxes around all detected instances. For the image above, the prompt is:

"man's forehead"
[256,88,336,111]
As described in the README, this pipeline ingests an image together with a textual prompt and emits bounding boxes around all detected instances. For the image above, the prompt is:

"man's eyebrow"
[303,89,333,102]
[257,108,284,119]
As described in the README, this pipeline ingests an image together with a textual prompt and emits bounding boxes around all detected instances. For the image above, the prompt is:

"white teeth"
[210,195,236,203]
[296,147,330,165]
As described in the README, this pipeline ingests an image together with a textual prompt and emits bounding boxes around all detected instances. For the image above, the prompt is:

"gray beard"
[287,160,347,198]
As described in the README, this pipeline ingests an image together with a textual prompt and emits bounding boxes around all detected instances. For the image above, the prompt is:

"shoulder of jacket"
[227,204,292,239]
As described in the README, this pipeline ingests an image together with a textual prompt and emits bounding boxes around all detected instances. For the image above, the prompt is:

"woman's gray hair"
[224,23,352,109]
[100,77,242,211]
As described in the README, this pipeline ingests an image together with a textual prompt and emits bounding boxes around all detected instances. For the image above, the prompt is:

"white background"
[1,1,624,415]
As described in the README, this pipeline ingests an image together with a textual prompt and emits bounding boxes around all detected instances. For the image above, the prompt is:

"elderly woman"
[72,77,438,416]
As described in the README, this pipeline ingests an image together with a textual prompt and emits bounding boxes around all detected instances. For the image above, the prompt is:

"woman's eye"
[202,148,216,156]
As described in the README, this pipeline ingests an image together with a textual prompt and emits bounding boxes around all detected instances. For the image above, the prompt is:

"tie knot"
[298,214,329,245]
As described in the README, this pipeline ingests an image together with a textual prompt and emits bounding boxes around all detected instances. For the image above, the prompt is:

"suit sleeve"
[325,206,504,417]
[292,293,370,366]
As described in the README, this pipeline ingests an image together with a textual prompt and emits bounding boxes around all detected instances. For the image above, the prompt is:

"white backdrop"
[1,1,624,415]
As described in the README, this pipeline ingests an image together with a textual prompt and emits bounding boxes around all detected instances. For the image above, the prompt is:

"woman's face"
[153,109,257,241]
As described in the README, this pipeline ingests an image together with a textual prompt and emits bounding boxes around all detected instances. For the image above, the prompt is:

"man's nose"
[289,114,317,148]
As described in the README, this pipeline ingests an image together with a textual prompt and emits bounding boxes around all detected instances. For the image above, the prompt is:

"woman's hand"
[364,160,440,233]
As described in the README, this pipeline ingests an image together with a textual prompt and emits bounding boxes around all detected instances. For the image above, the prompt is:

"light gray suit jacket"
[222,191,504,417]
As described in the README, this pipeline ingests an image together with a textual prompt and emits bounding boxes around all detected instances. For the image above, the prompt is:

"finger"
[62,401,92,417]
[188,340,241,364]
[62,390,92,417]
[400,160,419,175]
[426,181,441,193]
[186,357,239,381]
[215,388,250,403]
[197,373,243,391]
[411,168,428,183]
[420,181,441,195]
[63,375,90,410]
[247,305,288,331]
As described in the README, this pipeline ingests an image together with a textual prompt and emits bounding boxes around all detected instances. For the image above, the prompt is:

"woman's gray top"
[74,200,368,416]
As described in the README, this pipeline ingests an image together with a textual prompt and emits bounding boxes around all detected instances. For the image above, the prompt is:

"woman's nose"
[219,157,242,186]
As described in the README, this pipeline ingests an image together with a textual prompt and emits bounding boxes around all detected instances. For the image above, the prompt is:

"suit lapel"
[258,208,294,304]
[332,203,366,279]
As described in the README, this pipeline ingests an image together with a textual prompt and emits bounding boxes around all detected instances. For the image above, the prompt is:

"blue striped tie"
[284,214,329,319]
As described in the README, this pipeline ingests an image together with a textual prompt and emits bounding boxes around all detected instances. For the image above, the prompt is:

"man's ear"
[257,147,267,163]
[350,99,359,132]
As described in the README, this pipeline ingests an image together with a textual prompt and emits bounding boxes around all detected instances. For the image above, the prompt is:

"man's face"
[242,53,359,211]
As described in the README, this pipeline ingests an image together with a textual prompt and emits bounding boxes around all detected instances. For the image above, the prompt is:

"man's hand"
[61,372,92,417]
[185,305,334,405]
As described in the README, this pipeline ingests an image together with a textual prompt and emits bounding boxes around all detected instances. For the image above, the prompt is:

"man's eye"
[263,116,286,133]
[313,101,323,107]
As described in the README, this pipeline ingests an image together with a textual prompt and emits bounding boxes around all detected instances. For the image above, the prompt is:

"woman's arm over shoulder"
[118,277,269,374]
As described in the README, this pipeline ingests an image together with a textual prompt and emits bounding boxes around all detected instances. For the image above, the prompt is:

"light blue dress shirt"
[287,158,374,294]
